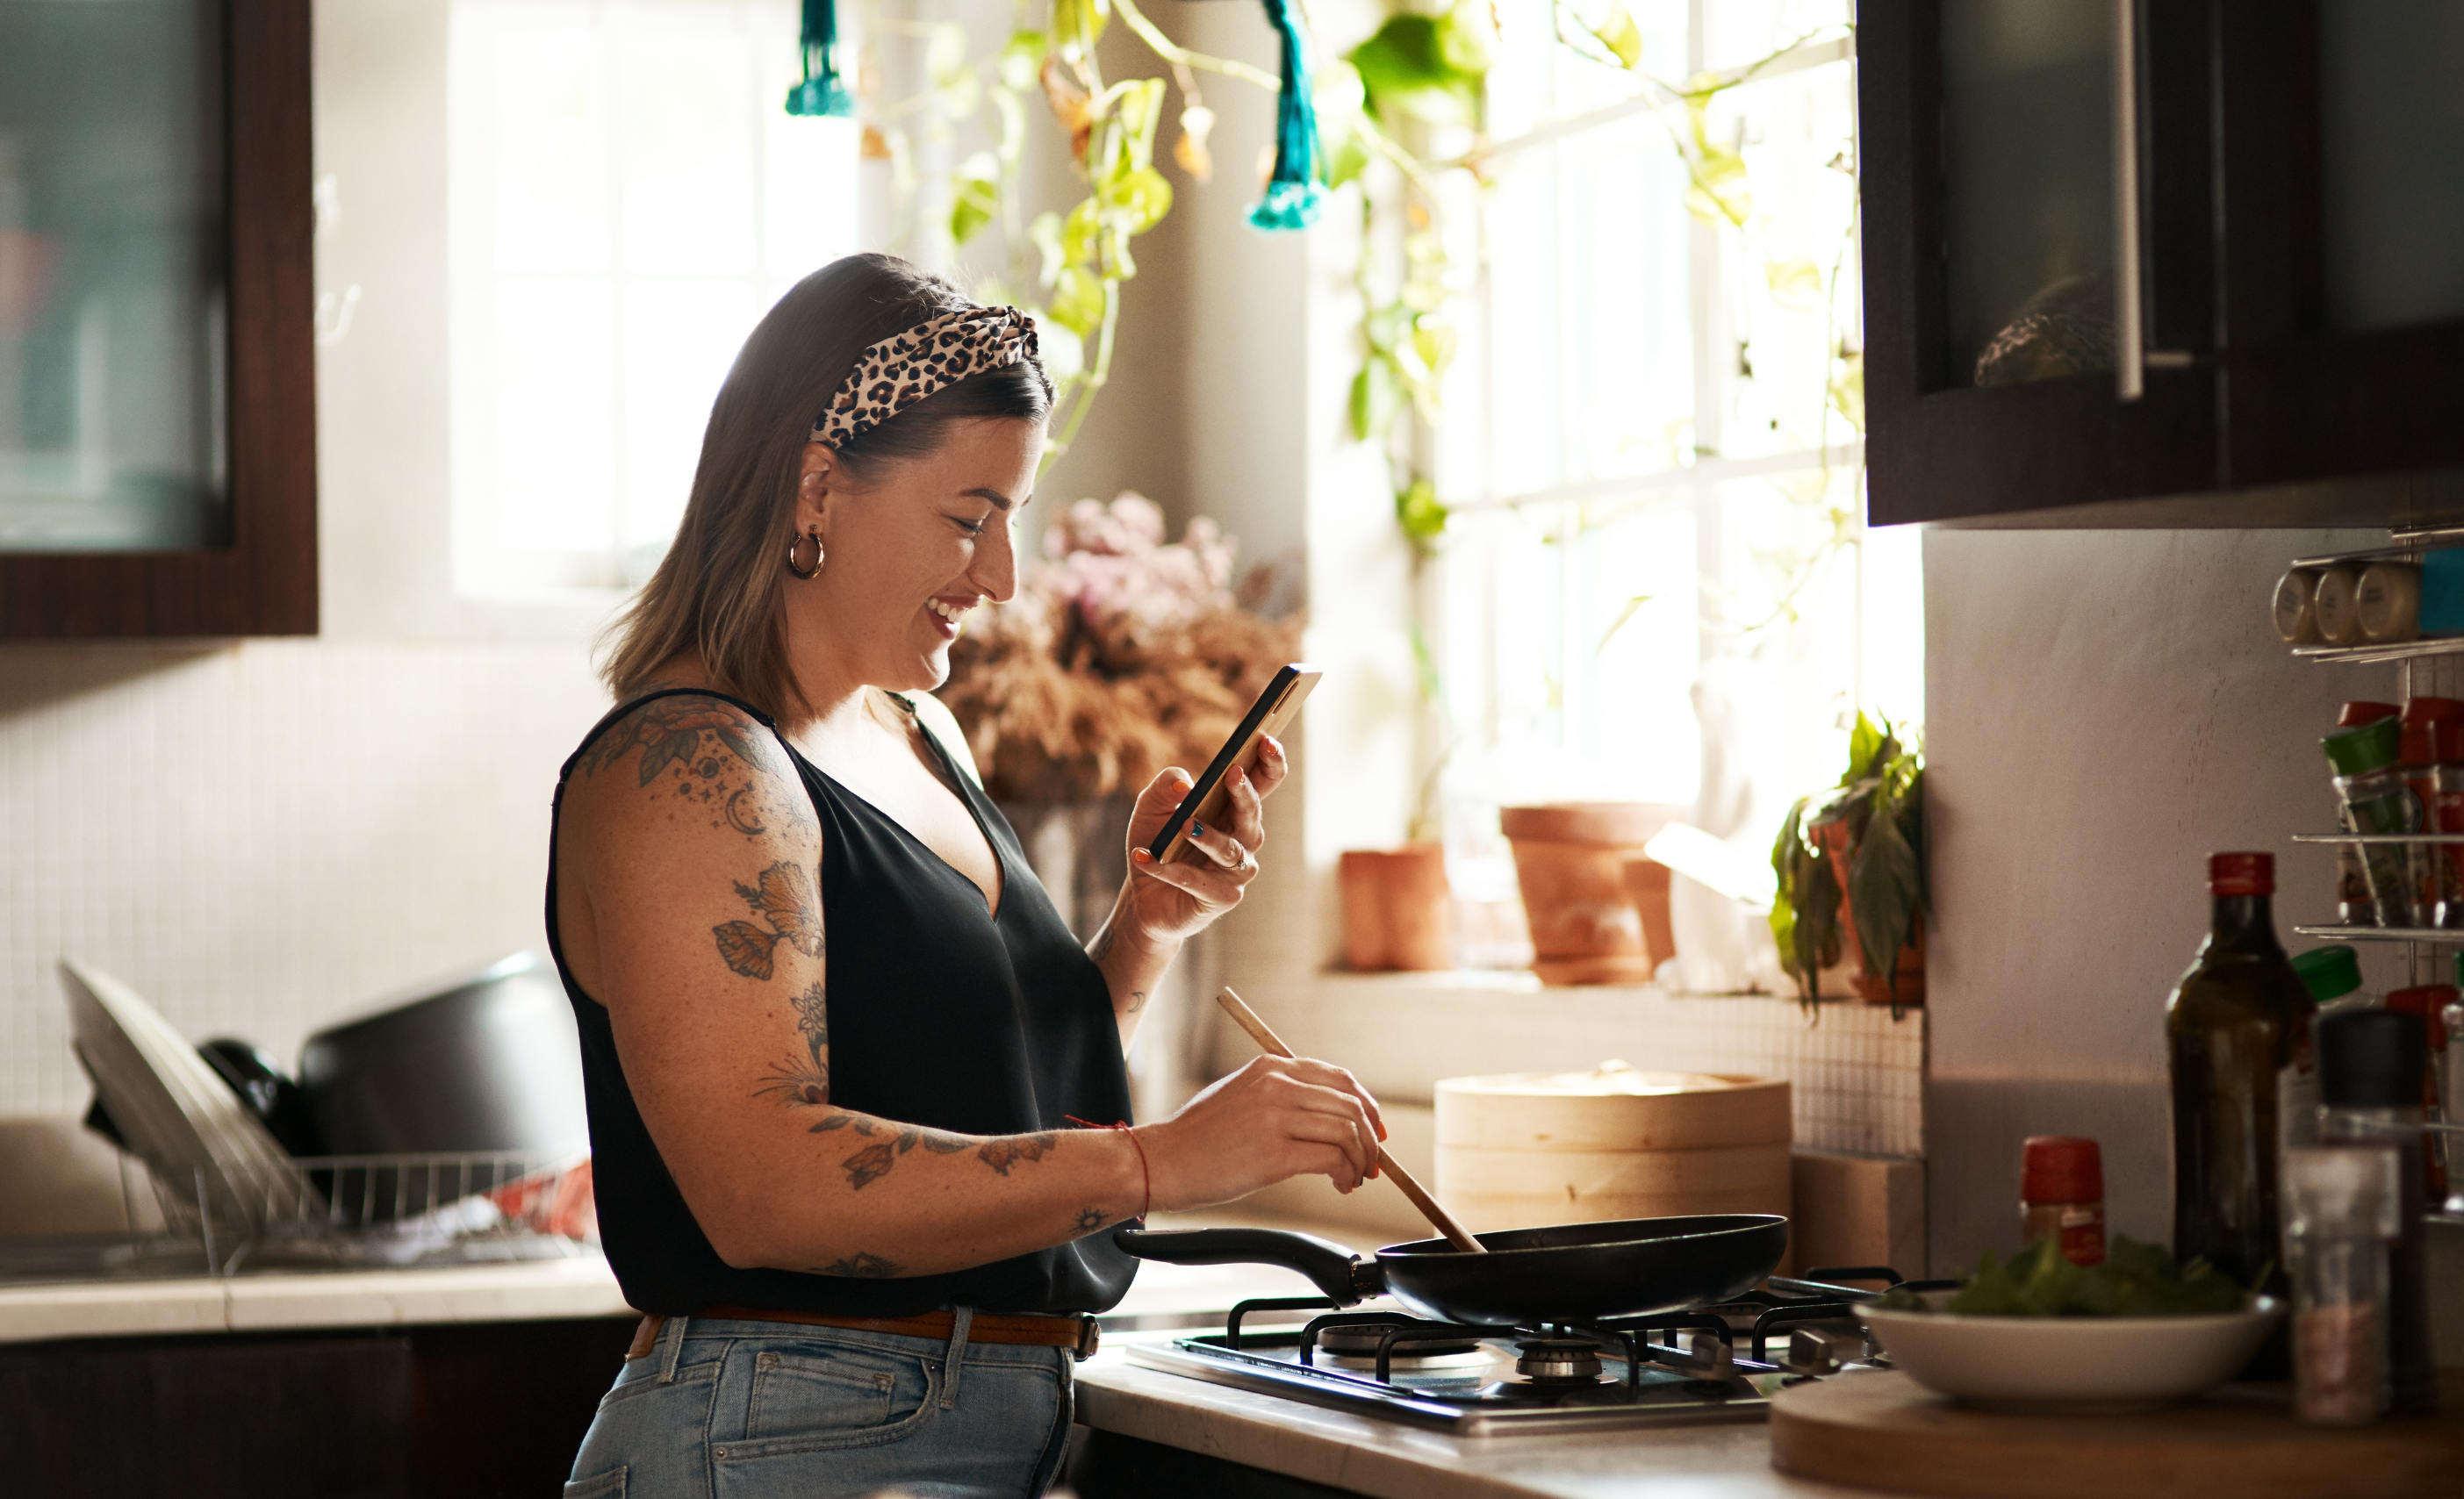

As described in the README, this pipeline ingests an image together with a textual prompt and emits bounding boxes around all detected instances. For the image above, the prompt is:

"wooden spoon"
[1215,986,1487,1253]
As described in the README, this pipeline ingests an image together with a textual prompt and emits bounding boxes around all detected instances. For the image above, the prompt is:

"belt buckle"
[1073,1316,1101,1361]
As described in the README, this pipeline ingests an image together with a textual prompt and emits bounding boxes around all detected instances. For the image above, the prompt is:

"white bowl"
[1857,1293,2287,1413]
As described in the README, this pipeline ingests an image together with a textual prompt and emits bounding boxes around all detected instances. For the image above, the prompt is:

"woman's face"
[790,417,1043,695]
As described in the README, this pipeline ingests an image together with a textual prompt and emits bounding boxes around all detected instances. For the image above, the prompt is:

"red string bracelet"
[1066,1115,1149,1222]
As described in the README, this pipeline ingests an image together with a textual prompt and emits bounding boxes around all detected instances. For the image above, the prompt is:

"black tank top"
[545,688,1139,1316]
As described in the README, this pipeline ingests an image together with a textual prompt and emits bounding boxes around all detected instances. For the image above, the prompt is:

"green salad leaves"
[1872,1235,2252,1317]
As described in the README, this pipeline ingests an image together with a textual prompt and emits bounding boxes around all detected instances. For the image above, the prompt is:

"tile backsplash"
[2,641,608,1115]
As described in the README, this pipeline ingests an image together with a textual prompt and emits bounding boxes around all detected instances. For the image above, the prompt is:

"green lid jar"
[2293,944,2364,1004]
[2324,715,2402,777]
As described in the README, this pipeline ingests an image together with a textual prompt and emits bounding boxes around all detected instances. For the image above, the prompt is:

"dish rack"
[130,1148,595,1277]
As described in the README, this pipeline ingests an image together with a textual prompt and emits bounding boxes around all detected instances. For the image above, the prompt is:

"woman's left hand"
[1114,735,1289,950]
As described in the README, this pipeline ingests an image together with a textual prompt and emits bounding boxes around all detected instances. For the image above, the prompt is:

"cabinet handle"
[2113,0,2144,402]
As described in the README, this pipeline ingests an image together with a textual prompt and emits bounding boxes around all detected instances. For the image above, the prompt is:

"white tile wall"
[1,640,608,1115]
[1227,971,1925,1159]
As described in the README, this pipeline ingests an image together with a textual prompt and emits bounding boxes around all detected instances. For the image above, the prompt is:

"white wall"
[1922,524,2401,1273]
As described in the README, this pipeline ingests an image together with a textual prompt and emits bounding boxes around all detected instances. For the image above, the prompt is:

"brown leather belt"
[627,1306,1101,1361]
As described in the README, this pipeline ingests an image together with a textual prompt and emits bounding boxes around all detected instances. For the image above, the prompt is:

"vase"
[1812,820,1926,1007]
[1337,846,1455,970]
[1501,803,1686,986]
[997,796,1134,941]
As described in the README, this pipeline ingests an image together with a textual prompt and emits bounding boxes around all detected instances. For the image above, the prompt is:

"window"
[1422,1,1918,923]
[446,0,858,599]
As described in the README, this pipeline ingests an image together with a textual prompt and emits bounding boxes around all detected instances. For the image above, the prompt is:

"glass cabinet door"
[2317,0,2464,336]
[0,0,226,551]
[1939,0,2116,389]
[1859,0,2218,527]
[2221,0,2464,494]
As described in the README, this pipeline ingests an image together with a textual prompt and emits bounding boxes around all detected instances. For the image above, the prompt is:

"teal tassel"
[785,0,854,118]
[1247,0,1325,231]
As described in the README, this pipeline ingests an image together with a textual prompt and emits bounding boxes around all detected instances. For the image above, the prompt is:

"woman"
[548,253,1385,1499]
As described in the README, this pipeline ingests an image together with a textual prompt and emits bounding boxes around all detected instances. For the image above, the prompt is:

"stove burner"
[1513,1338,1605,1385]
[1319,1325,1479,1358]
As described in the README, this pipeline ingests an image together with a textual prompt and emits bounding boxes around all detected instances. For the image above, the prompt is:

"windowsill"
[1219,969,1924,1159]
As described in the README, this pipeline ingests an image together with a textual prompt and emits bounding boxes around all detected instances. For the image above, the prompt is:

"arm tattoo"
[713,862,823,979]
[801,1113,972,1189]
[814,1252,901,1278]
[578,693,814,836]
[751,979,835,1107]
[1124,990,1148,1015]
[1073,1206,1110,1234]
[1088,924,1118,963]
[977,1132,1060,1176]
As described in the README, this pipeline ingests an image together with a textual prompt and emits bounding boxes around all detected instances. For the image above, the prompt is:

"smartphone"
[1146,663,1321,865]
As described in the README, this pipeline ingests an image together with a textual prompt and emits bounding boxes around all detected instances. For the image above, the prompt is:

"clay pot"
[1337,846,1454,971]
[1619,857,1677,976]
[1501,803,1685,986]
[1812,820,1925,1007]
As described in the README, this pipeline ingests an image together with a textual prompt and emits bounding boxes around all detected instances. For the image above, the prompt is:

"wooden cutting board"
[1770,1369,2464,1499]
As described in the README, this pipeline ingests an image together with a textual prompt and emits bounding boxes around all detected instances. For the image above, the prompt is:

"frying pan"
[1115,1214,1788,1327]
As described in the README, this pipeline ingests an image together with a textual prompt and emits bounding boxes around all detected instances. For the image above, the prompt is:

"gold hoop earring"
[786,530,823,579]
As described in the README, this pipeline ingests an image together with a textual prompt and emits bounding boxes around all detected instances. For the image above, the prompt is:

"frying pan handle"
[1112,1226,1383,1306]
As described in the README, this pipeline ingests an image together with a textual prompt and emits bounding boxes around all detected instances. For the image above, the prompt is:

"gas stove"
[1124,1270,1932,1436]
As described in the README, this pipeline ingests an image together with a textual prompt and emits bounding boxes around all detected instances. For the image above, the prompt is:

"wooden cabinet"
[0,1316,636,1499]
[1862,0,2464,528]
[0,0,315,636]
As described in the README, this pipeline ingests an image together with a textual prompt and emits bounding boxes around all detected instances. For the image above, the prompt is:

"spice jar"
[2275,567,2325,643]
[2383,983,2454,1202]
[2317,1009,2438,1414]
[2324,715,2423,929]
[2400,699,2464,922]
[2443,987,2464,1213]
[2285,1144,2401,1427]
[2358,563,2424,643]
[2019,1135,2105,1266]
[2335,703,2401,925]
[2316,565,2368,646]
[2293,944,2377,1022]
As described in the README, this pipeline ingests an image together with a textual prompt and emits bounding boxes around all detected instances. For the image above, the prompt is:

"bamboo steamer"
[1434,1063,1792,1235]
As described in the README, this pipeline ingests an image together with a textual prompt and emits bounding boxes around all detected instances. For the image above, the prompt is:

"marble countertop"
[0,1213,1337,1346]
[0,1252,635,1344]
[1074,1338,1876,1499]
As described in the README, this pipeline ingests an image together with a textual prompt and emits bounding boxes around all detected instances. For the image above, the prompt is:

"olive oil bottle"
[2166,851,2317,1377]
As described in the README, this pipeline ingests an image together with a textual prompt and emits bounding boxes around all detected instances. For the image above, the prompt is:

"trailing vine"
[849,0,1862,580]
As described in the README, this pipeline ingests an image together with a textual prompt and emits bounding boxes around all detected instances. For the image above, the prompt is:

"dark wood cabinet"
[1862,0,2464,528]
[0,1316,636,1499]
[0,0,316,636]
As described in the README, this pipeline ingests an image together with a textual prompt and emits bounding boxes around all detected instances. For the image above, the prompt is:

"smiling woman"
[546,255,1386,1499]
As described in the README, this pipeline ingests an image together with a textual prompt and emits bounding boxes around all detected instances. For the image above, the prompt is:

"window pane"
[0,0,225,550]
[621,277,754,571]
[449,0,849,599]
[616,17,755,276]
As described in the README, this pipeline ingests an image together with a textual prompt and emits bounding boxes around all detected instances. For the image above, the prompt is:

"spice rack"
[2284,526,2464,972]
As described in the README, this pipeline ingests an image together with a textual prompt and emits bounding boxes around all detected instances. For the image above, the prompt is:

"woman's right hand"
[1139,1056,1387,1212]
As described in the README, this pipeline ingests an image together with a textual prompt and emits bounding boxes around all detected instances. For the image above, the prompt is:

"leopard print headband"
[811,305,1040,449]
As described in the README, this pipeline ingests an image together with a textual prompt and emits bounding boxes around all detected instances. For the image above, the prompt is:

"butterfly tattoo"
[713,862,824,980]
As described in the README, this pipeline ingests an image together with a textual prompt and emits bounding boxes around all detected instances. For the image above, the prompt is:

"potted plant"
[1770,713,1926,1011]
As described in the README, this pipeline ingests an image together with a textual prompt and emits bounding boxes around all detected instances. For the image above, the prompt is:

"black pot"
[298,953,586,1221]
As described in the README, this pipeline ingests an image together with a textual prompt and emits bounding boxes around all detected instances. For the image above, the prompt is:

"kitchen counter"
[0,1252,632,1344]
[0,1212,1335,1345]
[1073,1334,1875,1499]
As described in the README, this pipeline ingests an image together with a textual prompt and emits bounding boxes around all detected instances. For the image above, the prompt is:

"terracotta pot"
[1501,803,1685,986]
[1336,846,1454,971]
[1811,820,1925,1007]
[1619,857,1677,976]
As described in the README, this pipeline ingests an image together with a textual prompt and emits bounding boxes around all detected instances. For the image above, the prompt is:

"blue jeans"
[564,1312,1074,1499]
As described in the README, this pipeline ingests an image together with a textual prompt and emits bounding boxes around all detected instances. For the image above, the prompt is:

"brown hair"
[599,254,1052,715]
